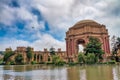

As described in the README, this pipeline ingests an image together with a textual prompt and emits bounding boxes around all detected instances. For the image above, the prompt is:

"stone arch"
[76,39,85,53]
[65,20,110,58]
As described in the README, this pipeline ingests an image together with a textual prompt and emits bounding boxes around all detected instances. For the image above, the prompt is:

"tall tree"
[15,54,23,64]
[3,50,14,64]
[112,36,120,55]
[84,37,104,59]
[26,47,33,62]
[49,47,55,55]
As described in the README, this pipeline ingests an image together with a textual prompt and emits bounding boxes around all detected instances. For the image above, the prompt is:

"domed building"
[66,20,110,59]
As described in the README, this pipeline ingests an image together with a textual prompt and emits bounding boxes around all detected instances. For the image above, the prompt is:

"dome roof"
[71,20,101,29]
[76,20,99,25]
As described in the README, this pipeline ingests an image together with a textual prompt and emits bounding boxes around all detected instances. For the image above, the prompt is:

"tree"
[86,53,96,64]
[15,54,23,64]
[49,47,55,55]
[26,47,33,62]
[3,50,14,64]
[112,36,120,55]
[78,52,85,63]
[84,37,104,60]
[52,55,65,65]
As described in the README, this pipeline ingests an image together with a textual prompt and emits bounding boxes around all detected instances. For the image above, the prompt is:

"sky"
[0,0,120,51]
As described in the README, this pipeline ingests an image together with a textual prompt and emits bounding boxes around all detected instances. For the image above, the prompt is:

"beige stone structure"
[6,47,66,63]
[66,20,110,61]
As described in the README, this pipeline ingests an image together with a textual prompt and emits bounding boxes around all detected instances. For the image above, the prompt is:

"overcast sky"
[0,0,120,51]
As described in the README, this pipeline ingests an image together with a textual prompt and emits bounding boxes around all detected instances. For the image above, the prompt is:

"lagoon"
[0,64,120,80]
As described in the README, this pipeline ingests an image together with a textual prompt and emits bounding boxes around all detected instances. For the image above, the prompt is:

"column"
[38,54,40,62]
[106,38,110,54]
[103,38,106,53]
[105,38,108,54]
[108,40,110,54]
[66,40,68,57]
[36,54,37,62]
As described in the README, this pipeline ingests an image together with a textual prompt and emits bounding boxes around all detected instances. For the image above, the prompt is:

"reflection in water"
[0,65,120,80]
[67,66,80,80]
[112,65,120,80]
[113,67,118,80]
[86,65,113,80]
[2,65,67,80]
[80,69,86,80]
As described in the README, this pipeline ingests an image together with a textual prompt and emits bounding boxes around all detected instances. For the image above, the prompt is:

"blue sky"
[0,0,120,51]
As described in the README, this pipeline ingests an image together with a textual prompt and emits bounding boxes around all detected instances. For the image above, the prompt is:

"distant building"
[5,47,67,63]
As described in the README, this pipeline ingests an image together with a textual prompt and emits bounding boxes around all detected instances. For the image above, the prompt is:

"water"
[0,64,120,80]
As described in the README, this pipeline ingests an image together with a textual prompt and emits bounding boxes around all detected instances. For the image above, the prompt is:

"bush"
[45,62,53,65]
[55,60,65,66]
[52,55,65,66]
[15,54,23,64]
[86,53,96,64]
[107,60,116,64]
[10,60,15,65]
[31,61,37,64]
[3,51,14,64]
[68,62,77,66]
[0,59,3,65]
[78,53,85,63]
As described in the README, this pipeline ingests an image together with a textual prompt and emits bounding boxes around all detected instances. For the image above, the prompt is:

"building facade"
[6,47,67,63]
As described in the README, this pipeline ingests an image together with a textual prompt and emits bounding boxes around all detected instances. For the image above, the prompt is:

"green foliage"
[15,54,23,64]
[10,60,15,65]
[3,51,14,64]
[26,47,33,62]
[49,47,55,55]
[0,59,3,65]
[86,53,96,64]
[68,62,77,66]
[84,37,104,60]
[112,36,120,55]
[31,61,37,64]
[52,55,65,66]
[45,62,53,65]
[107,60,116,64]
[78,52,85,63]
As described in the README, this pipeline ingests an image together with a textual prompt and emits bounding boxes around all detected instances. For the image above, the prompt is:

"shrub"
[52,55,65,66]
[68,62,77,66]
[10,60,15,65]
[31,61,37,64]
[15,54,23,64]
[55,60,65,66]
[45,62,53,65]
[3,51,14,64]
[78,53,85,63]
[86,53,96,64]
[107,60,116,64]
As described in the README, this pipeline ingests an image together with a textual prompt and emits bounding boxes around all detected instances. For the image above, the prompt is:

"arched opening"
[77,39,85,53]
[78,44,84,53]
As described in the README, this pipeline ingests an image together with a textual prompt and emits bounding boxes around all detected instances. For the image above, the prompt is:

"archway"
[77,39,85,53]
[78,45,84,53]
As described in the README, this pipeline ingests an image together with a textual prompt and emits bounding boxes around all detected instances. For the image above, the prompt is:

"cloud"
[0,38,30,51]
[0,34,66,51]
[0,0,120,51]
[0,4,16,25]
[31,34,66,51]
